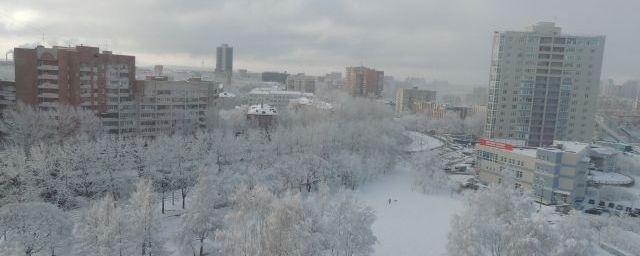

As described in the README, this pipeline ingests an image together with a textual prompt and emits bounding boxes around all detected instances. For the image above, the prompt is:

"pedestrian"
[388,198,392,205]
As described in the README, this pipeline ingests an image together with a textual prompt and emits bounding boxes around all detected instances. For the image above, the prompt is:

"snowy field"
[356,166,462,256]
[404,131,444,152]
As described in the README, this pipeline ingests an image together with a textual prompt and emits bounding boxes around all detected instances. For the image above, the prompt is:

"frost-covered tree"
[176,171,224,256]
[0,103,101,148]
[127,179,165,256]
[411,151,451,195]
[74,194,127,256]
[326,193,377,256]
[447,186,598,256]
[0,202,72,256]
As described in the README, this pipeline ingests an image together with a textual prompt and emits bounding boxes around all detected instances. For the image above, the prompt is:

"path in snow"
[404,131,444,152]
[356,165,462,256]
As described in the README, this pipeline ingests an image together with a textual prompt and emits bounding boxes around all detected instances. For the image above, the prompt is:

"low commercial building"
[476,138,589,205]
[247,86,314,109]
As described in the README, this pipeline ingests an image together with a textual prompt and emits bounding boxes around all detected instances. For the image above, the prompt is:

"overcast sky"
[0,0,637,85]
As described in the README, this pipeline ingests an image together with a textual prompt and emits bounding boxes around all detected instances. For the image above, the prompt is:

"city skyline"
[0,0,638,84]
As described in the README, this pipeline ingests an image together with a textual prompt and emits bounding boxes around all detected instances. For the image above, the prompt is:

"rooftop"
[248,104,277,116]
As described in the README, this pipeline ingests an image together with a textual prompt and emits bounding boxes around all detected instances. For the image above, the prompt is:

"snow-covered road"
[356,165,462,256]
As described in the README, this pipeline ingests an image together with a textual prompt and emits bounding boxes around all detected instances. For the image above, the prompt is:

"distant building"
[485,22,605,146]
[0,80,16,113]
[215,44,233,87]
[476,138,589,205]
[14,45,136,135]
[471,87,488,106]
[247,104,277,129]
[285,74,315,93]
[261,72,289,84]
[247,86,314,109]
[395,87,436,113]
[133,76,219,138]
[0,60,14,81]
[154,65,163,76]
[345,66,383,97]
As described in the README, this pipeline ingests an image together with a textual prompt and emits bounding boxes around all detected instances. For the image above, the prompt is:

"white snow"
[356,166,462,256]
[590,170,634,185]
[404,131,443,152]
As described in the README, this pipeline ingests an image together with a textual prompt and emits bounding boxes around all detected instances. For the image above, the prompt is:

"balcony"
[37,65,59,71]
[37,74,58,80]
[37,83,58,90]
[38,93,59,99]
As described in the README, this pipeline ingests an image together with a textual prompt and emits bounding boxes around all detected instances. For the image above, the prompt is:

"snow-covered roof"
[590,146,619,157]
[290,97,312,105]
[218,91,236,98]
[247,104,277,115]
[589,170,633,185]
[552,140,589,153]
[512,148,538,158]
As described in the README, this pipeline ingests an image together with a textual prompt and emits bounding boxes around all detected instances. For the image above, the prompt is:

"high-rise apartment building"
[215,44,233,87]
[14,45,137,134]
[395,87,436,113]
[345,66,383,98]
[485,22,605,146]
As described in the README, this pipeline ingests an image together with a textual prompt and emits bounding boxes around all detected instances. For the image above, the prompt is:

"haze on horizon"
[0,0,638,84]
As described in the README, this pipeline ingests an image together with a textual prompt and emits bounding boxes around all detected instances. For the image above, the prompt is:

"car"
[608,202,615,208]
[587,199,595,205]
[615,205,624,211]
[584,208,602,215]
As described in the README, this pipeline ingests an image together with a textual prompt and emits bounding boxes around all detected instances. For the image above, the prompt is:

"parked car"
[584,208,602,215]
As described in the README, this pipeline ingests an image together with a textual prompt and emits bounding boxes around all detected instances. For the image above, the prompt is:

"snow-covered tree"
[177,170,224,256]
[74,193,127,256]
[127,179,165,256]
[0,202,72,256]
[326,192,377,256]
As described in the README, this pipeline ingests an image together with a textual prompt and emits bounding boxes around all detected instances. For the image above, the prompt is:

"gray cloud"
[0,0,638,84]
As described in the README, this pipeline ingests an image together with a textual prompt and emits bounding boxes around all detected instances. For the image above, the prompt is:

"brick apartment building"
[345,66,383,97]
[14,45,136,134]
[14,45,135,111]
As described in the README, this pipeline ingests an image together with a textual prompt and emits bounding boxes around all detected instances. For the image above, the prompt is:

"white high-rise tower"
[484,22,605,146]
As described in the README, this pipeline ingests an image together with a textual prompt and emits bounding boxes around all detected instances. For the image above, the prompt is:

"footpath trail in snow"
[356,165,462,256]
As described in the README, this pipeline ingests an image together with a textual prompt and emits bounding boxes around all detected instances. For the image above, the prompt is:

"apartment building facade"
[14,45,136,134]
[133,77,218,138]
[395,87,437,113]
[345,66,383,98]
[484,22,605,146]
[476,138,589,205]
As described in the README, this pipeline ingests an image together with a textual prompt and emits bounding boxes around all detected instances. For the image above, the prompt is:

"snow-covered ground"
[590,170,634,185]
[404,131,444,152]
[356,166,462,256]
